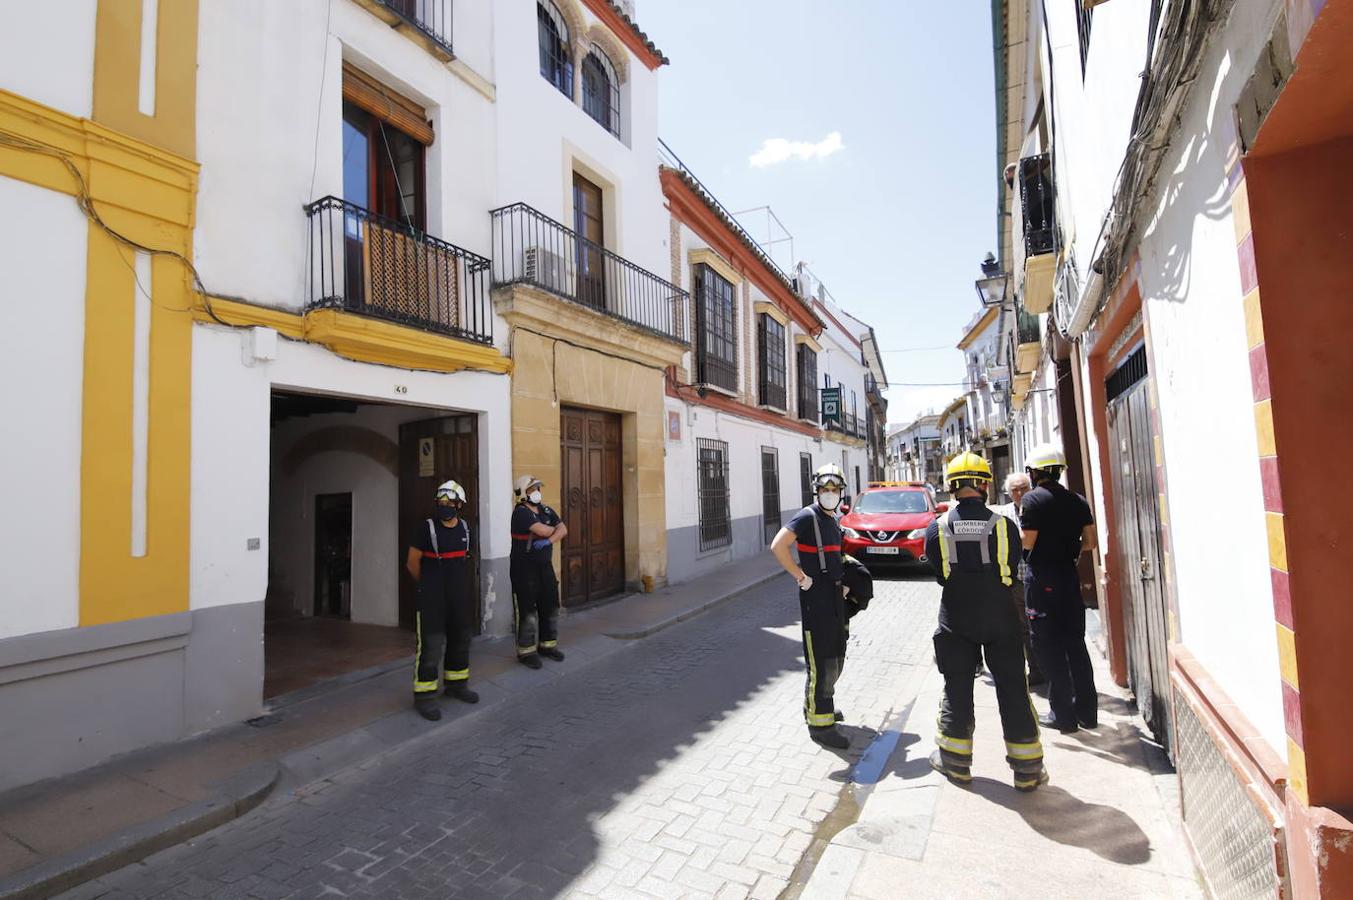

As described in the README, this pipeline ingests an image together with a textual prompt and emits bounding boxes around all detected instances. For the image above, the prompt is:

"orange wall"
[1245,136,1353,810]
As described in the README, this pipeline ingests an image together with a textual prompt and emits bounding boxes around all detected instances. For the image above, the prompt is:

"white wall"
[0,176,88,639]
[0,0,96,119]
[194,0,500,314]
[191,324,515,627]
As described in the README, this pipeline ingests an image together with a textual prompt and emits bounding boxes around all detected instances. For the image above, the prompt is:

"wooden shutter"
[342,62,434,146]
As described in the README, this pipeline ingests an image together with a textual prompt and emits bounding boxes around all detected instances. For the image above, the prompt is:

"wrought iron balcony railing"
[797,387,819,424]
[758,377,787,411]
[490,203,688,342]
[1019,152,1057,258]
[305,196,492,345]
[375,0,453,57]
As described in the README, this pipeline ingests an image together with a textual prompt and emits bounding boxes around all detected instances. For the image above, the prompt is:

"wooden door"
[560,407,625,605]
[398,415,480,629]
[572,172,606,311]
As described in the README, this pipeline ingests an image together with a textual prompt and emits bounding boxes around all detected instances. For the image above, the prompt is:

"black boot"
[445,683,479,704]
[1014,765,1050,792]
[1038,713,1078,734]
[538,647,565,662]
[518,653,543,670]
[928,749,972,784]
[414,698,441,721]
[834,710,845,723]
[809,726,849,749]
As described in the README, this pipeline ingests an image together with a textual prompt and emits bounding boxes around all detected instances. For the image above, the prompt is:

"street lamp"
[974,252,1008,309]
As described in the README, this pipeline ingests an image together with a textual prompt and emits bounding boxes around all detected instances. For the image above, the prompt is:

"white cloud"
[749,131,845,167]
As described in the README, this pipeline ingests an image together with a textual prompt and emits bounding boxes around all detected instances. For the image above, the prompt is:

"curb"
[600,571,781,639]
[0,760,278,900]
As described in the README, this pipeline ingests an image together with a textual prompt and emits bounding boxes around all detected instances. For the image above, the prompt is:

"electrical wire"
[0,129,229,325]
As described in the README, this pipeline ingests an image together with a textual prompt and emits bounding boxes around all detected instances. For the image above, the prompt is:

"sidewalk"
[799,617,1204,899]
[0,558,780,900]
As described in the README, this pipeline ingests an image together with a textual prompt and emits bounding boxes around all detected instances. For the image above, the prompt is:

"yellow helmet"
[944,451,993,489]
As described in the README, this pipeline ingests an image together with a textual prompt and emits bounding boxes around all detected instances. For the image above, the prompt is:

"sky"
[638,0,998,425]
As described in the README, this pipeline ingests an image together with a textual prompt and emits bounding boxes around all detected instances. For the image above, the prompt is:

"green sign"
[821,387,842,427]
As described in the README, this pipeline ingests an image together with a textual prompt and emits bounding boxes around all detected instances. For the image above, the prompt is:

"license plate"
[867,546,900,555]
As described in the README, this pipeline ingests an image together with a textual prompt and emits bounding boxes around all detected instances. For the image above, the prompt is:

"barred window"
[694,265,738,392]
[537,1,573,99]
[799,452,813,507]
[581,46,621,139]
[697,438,731,550]
[758,315,787,409]
[761,447,781,544]
[796,344,818,421]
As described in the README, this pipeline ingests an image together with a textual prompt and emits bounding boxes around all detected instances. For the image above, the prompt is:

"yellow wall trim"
[753,300,790,326]
[1276,622,1299,689]
[1266,510,1288,573]
[957,306,999,350]
[1243,288,1264,350]
[494,284,687,370]
[93,0,199,159]
[1287,737,1309,806]
[1254,398,1276,457]
[793,332,822,354]
[194,299,512,375]
[1232,177,1253,245]
[689,248,742,287]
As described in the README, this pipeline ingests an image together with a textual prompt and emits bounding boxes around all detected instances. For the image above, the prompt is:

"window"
[694,265,737,392]
[572,172,605,309]
[796,345,818,421]
[854,491,930,514]
[855,465,861,496]
[342,103,425,227]
[581,46,621,138]
[799,452,813,507]
[758,315,787,409]
[697,438,731,550]
[761,447,781,544]
[538,1,573,98]
[1075,1,1093,74]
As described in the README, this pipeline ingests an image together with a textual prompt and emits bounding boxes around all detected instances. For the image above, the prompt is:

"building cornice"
[579,0,669,69]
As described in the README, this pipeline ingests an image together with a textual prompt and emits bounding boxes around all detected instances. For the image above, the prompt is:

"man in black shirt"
[1020,444,1098,733]
[924,452,1046,791]
[405,480,479,721]
[770,463,851,750]
[510,475,568,669]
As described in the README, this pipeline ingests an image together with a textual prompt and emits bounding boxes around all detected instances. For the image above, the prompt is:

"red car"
[840,483,946,567]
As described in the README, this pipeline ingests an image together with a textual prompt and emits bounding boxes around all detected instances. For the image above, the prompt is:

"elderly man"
[991,472,1045,686]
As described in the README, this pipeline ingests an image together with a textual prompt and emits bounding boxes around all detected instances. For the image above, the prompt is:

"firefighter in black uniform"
[924,452,1047,791]
[405,480,479,721]
[770,463,851,750]
[510,475,568,669]
[1020,443,1098,733]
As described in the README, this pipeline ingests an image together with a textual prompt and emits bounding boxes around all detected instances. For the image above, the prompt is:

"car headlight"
[907,528,928,540]
[842,527,860,539]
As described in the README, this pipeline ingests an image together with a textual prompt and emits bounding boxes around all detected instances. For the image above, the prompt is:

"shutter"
[342,62,434,146]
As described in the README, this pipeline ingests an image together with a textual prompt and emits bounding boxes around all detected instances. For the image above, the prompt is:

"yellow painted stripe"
[1276,623,1299,690]
[936,734,973,753]
[1287,738,1308,806]
[1232,177,1252,243]
[1243,288,1264,350]
[1254,399,1276,457]
[1266,512,1288,572]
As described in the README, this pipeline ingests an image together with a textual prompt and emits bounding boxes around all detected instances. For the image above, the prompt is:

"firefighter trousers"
[934,590,1043,775]
[1027,566,1097,727]
[511,557,560,657]
[414,584,475,699]
[800,580,846,728]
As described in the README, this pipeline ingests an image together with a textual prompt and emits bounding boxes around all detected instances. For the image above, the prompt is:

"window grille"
[758,314,787,409]
[1105,344,1148,403]
[581,45,621,139]
[694,265,738,392]
[538,1,573,99]
[697,438,731,550]
[796,345,818,421]
[761,447,781,544]
[1075,0,1094,74]
[800,452,813,507]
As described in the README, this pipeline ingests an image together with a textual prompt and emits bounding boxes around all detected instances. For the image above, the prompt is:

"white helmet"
[812,463,847,490]
[1025,443,1067,472]
[435,480,466,505]
[514,475,542,498]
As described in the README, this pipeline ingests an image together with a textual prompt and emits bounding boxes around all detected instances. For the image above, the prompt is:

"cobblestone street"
[68,572,941,900]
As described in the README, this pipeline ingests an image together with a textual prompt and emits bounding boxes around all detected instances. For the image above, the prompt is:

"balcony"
[827,412,866,441]
[797,387,819,424]
[1019,153,1057,314]
[1015,306,1041,374]
[490,203,687,342]
[758,377,787,412]
[306,196,492,345]
[356,0,454,60]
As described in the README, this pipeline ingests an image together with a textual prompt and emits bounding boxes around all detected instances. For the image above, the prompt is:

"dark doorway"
[313,493,353,618]
[398,414,481,630]
[572,172,606,310]
[560,407,625,605]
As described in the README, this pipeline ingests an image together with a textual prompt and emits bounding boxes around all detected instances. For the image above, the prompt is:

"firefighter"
[405,480,479,722]
[510,475,568,669]
[1020,444,1098,733]
[770,463,851,750]
[924,452,1047,791]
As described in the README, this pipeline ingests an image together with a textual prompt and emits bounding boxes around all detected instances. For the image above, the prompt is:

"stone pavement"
[58,570,944,899]
[798,611,1204,899]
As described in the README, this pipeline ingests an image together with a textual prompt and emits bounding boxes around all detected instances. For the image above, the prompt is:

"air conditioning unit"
[524,246,568,291]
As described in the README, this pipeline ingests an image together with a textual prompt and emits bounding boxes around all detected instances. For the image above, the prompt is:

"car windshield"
[853,491,930,514]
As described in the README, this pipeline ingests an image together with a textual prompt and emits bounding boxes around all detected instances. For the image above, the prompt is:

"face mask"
[818,491,841,511]
[527,490,542,505]
[436,504,460,519]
